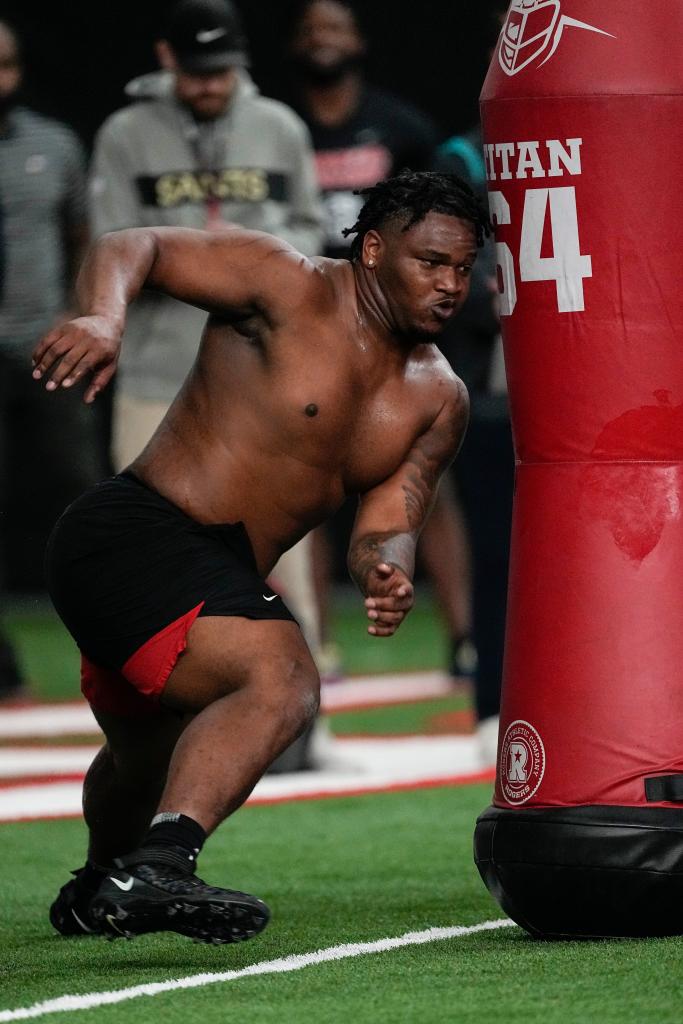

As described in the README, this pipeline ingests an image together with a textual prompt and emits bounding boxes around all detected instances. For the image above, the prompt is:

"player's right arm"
[31,226,312,403]
[347,376,468,637]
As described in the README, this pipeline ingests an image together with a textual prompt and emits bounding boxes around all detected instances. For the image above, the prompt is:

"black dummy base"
[474,804,683,939]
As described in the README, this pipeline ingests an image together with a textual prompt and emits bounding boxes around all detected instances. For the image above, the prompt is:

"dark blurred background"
[1,0,500,147]
[0,0,505,596]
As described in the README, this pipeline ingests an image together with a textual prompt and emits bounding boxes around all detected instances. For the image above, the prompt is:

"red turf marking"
[0,698,40,710]
[324,695,459,715]
[0,772,87,789]
[0,770,496,823]
[0,700,85,714]
[6,811,83,823]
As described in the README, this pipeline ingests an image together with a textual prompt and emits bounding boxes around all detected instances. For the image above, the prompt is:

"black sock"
[141,813,207,860]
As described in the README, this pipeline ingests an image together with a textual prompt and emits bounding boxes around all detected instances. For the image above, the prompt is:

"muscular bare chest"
[266,339,431,495]
[197,316,435,499]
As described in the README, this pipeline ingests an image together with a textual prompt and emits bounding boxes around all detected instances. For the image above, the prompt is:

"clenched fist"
[363,562,414,637]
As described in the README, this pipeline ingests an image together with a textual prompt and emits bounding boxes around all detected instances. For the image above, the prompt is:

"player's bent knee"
[287,650,320,703]
[161,617,321,719]
[288,672,320,737]
[262,651,320,735]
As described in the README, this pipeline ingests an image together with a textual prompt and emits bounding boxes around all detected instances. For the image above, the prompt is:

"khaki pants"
[112,393,320,653]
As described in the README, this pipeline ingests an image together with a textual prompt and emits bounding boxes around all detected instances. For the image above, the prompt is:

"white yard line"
[0,705,98,739]
[0,919,514,1022]
[0,672,455,739]
[0,734,490,821]
[0,782,83,820]
[321,672,455,709]
[0,747,98,778]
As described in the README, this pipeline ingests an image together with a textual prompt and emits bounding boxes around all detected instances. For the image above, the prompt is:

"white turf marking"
[0,919,514,1021]
[0,734,487,821]
[321,672,454,710]
[0,747,97,778]
[0,672,452,739]
[0,705,98,739]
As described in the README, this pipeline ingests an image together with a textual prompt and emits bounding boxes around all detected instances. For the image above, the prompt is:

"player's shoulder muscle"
[420,350,470,462]
[216,226,330,310]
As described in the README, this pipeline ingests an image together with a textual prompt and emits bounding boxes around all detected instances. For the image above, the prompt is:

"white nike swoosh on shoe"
[71,908,95,933]
[110,876,134,891]
[263,595,277,602]
[197,27,227,43]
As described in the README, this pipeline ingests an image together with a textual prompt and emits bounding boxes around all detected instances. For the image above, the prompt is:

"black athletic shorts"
[45,471,296,714]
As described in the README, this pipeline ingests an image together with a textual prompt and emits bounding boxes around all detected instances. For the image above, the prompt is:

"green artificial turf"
[5,601,682,1023]
[3,607,80,702]
[2,784,683,1024]
[328,693,472,736]
[1,785,493,1006]
[330,590,449,676]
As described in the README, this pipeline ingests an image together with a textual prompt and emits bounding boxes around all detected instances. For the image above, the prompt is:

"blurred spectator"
[0,19,105,697]
[435,114,514,764]
[90,0,323,471]
[89,0,324,767]
[286,0,474,679]
[287,0,437,258]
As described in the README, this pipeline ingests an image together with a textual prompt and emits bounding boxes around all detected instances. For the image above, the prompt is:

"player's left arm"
[347,378,469,637]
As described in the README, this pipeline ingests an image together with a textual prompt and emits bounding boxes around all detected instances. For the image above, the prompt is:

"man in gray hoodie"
[90,0,324,703]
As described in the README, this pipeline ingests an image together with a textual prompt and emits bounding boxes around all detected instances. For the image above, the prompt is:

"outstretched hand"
[32,315,121,404]
[363,563,414,637]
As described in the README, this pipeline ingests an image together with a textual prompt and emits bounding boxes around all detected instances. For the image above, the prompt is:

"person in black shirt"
[287,0,437,259]
[285,0,475,683]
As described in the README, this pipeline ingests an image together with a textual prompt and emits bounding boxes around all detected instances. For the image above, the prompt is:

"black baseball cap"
[164,0,249,73]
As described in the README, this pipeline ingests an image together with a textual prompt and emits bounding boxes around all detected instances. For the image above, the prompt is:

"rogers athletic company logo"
[500,720,546,804]
[498,0,615,77]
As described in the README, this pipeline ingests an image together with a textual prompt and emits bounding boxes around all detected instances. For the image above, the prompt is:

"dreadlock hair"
[342,169,492,261]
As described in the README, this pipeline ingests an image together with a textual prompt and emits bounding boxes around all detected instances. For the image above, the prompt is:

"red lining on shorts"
[81,659,159,717]
[80,601,205,716]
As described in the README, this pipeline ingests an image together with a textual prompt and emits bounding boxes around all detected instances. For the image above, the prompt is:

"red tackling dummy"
[473,0,683,937]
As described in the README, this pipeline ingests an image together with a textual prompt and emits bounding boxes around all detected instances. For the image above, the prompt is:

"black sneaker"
[89,845,270,945]
[49,867,101,936]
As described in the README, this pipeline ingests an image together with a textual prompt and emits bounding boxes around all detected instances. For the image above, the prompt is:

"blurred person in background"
[0,19,106,700]
[434,4,514,765]
[287,0,437,256]
[89,0,325,767]
[286,0,474,680]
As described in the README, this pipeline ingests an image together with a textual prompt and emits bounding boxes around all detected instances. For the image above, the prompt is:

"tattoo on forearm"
[348,531,415,594]
[401,424,452,529]
[348,392,466,595]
